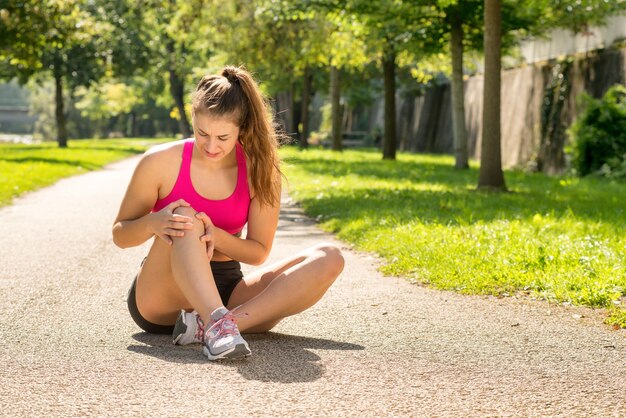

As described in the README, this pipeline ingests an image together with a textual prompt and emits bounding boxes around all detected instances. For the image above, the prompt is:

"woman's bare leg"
[227,243,345,333]
[135,208,344,333]
[169,206,223,323]
[135,206,223,326]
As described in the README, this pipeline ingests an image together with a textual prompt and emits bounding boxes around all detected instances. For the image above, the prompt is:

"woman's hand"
[149,199,194,245]
[195,212,215,260]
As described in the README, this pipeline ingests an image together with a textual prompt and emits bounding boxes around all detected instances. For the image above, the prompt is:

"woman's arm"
[199,185,280,266]
[217,199,280,265]
[112,151,193,248]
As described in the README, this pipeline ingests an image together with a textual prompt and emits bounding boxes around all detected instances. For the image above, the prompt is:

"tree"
[476,0,557,187]
[73,79,143,137]
[448,6,470,169]
[422,0,536,174]
[328,64,342,151]
[0,0,155,146]
[382,40,397,159]
[0,0,113,147]
[349,0,402,160]
[253,1,335,148]
[300,65,313,148]
[345,0,436,160]
[201,0,326,143]
[206,0,369,151]
[477,0,507,190]
[138,0,217,140]
[436,1,484,169]
[324,8,370,152]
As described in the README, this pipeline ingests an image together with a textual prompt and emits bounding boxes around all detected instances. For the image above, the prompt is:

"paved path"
[1,155,625,417]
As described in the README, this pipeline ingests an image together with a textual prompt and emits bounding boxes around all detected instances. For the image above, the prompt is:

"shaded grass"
[0,138,170,207]
[281,147,626,327]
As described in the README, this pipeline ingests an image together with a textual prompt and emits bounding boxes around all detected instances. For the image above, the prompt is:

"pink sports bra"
[153,138,250,234]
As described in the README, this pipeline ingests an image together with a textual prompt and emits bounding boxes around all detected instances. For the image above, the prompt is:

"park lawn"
[280,147,626,328]
[0,138,170,207]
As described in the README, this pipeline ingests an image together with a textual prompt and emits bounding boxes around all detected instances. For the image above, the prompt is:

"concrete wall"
[520,15,626,64]
[390,46,626,168]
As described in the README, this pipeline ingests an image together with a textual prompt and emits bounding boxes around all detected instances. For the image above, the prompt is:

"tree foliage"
[3,0,625,160]
[571,84,626,178]
[529,0,626,33]
[0,0,109,88]
[338,0,440,159]
[0,0,158,145]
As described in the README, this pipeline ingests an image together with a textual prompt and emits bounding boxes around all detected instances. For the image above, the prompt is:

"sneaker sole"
[203,344,251,361]
[172,310,188,345]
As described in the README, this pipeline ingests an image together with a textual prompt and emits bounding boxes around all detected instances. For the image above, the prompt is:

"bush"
[570,85,626,178]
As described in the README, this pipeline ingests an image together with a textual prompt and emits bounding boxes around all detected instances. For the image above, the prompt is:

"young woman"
[112,66,344,361]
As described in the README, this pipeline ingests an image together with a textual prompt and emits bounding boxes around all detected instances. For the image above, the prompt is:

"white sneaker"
[203,307,251,361]
[172,310,204,345]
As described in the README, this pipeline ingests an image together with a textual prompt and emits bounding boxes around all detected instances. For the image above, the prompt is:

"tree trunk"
[53,60,68,148]
[128,111,137,137]
[478,0,506,191]
[273,91,292,134]
[398,92,414,151]
[450,16,469,169]
[343,107,352,132]
[330,64,342,151]
[167,40,192,139]
[300,65,312,149]
[169,68,192,139]
[290,81,300,141]
[382,45,396,160]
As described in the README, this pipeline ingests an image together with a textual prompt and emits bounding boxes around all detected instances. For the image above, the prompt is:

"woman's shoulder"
[144,138,188,159]
[134,139,188,176]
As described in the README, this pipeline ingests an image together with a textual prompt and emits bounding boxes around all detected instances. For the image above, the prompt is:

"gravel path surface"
[1,155,625,417]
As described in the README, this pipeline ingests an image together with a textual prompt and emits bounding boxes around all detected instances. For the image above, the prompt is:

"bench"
[322,131,369,148]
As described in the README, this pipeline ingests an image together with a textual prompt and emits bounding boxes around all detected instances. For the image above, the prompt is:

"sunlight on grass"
[281,146,626,326]
[0,138,171,207]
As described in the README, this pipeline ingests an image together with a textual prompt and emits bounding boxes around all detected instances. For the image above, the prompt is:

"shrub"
[569,85,626,178]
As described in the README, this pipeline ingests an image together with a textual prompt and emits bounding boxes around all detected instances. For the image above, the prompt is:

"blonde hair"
[191,65,282,208]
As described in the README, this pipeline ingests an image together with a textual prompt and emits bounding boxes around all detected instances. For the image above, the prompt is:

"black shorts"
[127,259,244,334]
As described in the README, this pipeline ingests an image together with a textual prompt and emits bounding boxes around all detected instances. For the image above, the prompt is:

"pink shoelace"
[206,311,248,338]
[194,315,205,342]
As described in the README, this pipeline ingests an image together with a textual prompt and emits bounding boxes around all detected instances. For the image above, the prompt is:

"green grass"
[0,138,170,207]
[280,147,626,327]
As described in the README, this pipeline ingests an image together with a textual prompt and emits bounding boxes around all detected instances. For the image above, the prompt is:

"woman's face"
[192,112,240,163]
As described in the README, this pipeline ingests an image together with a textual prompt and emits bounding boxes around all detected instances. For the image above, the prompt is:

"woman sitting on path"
[112,65,344,361]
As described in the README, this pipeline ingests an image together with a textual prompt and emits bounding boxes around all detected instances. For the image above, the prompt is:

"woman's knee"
[172,205,197,219]
[310,243,345,281]
[172,206,205,237]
